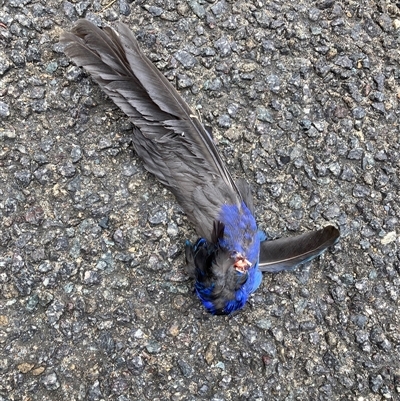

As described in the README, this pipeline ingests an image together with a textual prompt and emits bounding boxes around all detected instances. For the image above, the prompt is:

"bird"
[60,20,340,315]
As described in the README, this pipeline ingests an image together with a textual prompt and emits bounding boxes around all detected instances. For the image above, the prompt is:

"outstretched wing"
[258,225,340,272]
[60,20,244,240]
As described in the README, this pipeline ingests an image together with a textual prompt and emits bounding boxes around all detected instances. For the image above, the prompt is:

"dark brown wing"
[60,20,246,240]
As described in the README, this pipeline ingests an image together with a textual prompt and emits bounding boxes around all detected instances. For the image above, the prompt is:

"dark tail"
[258,225,340,272]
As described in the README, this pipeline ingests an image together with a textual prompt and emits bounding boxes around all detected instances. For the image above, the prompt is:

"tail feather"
[258,225,340,272]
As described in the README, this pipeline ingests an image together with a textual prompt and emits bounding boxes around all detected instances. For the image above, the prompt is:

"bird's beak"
[233,253,252,273]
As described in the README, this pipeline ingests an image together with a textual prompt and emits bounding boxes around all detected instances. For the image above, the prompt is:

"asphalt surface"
[1,0,399,400]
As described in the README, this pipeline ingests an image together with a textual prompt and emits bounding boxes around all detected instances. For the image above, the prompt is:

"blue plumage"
[218,203,259,261]
[186,204,266,314]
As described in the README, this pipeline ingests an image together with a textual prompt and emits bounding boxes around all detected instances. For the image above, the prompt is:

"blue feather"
[218,202,259,264]
[188,203,266,314]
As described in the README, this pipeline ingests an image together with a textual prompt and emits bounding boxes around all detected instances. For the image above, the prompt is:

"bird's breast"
[218,202,260,265]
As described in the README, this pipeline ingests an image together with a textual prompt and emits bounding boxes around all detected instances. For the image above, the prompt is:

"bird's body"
[60,20,340,314]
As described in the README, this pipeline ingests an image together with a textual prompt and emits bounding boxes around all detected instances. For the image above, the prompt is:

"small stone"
[145,340,161,354]
[39,291,54,306]
[348,148,363,160]
[0,101,10,117]
[75,1,90,16]
[340,166,355,181]
[17,363,35,373]
[26,46,41,62]
[381,231,396,244]
[330,285,346,302]
[352,314,368,328]
[328,162,341,176]
[372,102,385,114]
[126,356,145,375]
[214,36,231,57]
[352,107,366,119]
[104,9,119,21]
[300,321,317,332]
[119,0,131,16]
[255,318,271,330]
[211,0,227,17]
[9,48,25,67]
[377,13,393,32]
[217,114,231,128]
[177,359,194,378]
[355,330,369,344]
[66,66,84,81]
[167,222,179,237]
[83,270,101,285]
[204,77,222,91]
[271,327,284,342]
[98,332,115,354]
[322,350,338,369]
[144,5,163,16]
[325,331,338,347]
[26,294,39,311]
[227,103,239,117]
[187,0,206,18]
[71,146,82,162]
[309,7,321,21]
[205,343,215,364]
[355,279,368,292]
[87,380,103,400]
[58,161,76,177]
[267,74,281,94]
[148,209,167,225]
[14,170,32,187]
[41,372,60,391]
[0,52,11,75]
[335,55,352,69]
[67,175,81,192]
[63,1,78,20]
[25,206,45,225]
[113,229,125,247]
[374,150,387,161]
[256,106,273,123]
[202,47,216,57]
[370,374,383,393]
[288,194,303,209]
[177,74,193,89]
[370,327,386,345]
[174,50,197,69]
[255,171,266,185]
[46,300,65,325]
[353,184,370,198]
[168,322,180,336]
[38,262,53,273]
[32,100,48,113]
[167,244,180,259]
[32,366,46,376]
[254,11,271,28]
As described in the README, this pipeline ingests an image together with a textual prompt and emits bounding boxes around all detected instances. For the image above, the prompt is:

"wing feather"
[60,20,244,239]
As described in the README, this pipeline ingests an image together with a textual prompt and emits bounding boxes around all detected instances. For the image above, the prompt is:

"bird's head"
[185,237,262,315]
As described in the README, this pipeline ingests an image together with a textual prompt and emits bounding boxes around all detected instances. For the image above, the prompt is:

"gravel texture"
[1,1,399,400]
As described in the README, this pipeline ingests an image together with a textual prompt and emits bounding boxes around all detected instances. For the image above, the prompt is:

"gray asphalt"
[0,1,399,400]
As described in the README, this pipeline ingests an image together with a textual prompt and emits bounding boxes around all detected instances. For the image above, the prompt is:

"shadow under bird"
[60,20,340,315]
